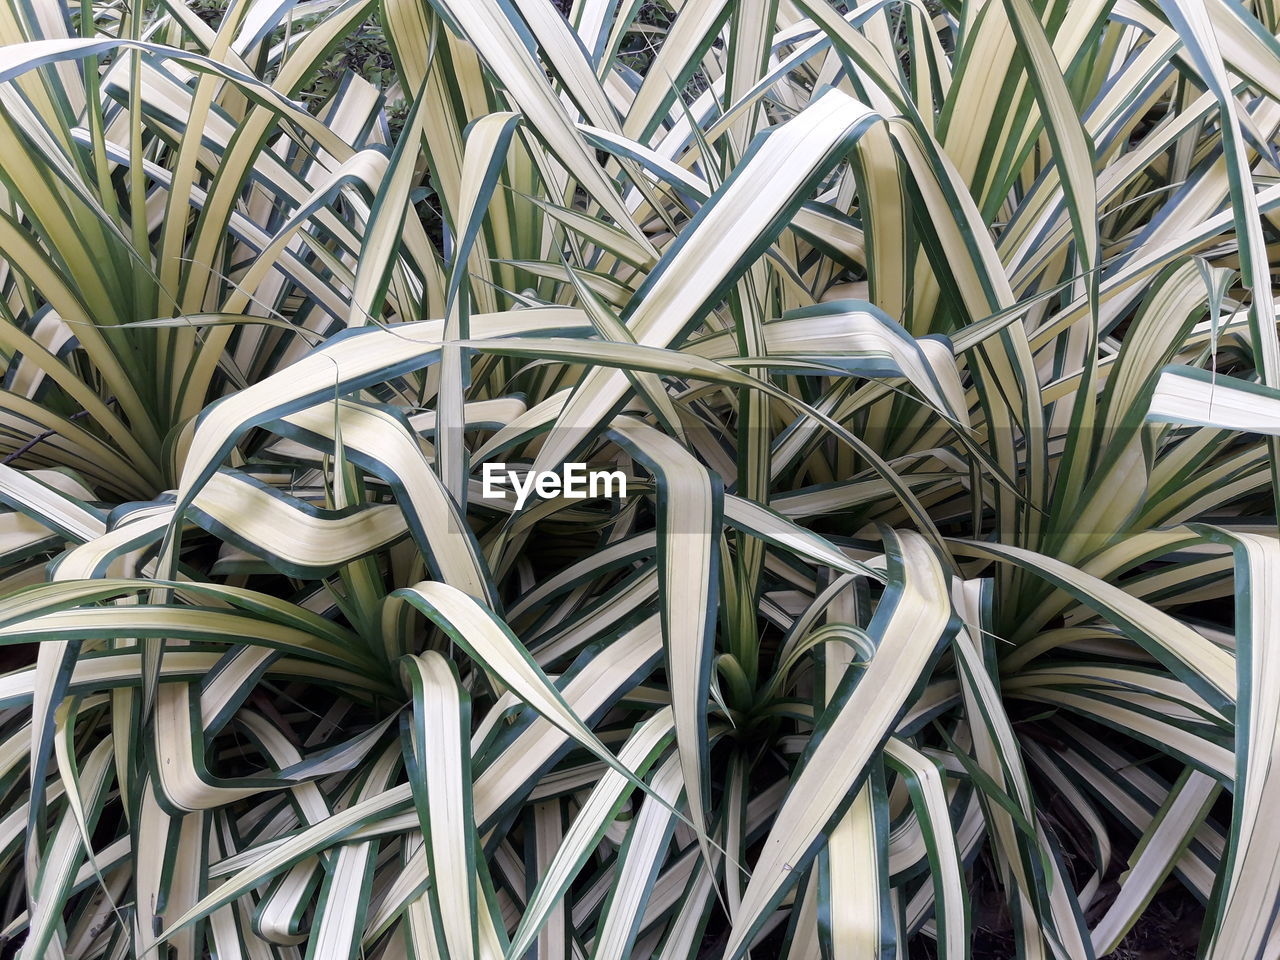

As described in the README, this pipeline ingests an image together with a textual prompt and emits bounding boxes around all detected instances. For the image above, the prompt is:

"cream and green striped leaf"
[722,530,952,958]
[2,0,1278,955]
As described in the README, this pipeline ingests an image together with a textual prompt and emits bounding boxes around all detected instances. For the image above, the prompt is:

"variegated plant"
[0,0,1277,957]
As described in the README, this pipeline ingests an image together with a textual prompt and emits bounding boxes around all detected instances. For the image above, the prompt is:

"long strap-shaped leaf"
[1195,527,1280,958]
[951,539,1235,711]
[505,709,676,960]
[304,745,401,960]
[884,737,969,959]
[173,308,590,518]
[462,336,951,554]
[588,752,686,960]
[815,578,893,959]
[721,529,952,958]
[532,88,884,474]
[420,0,654,253]
[393,581,699,843]
[359,615,665,946]
[952,580,1092,960]
[1148,365,1280,435]
[438,111,524,504]
[277,400,495,603]
[20,735,114,960]
[1089,767,1219,955]
[607,417,721,877]
[403,652,479,960]
[1155,0,1280,531]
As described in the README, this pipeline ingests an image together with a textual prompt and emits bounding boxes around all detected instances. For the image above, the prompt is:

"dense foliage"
[0,0,1277,957]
